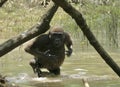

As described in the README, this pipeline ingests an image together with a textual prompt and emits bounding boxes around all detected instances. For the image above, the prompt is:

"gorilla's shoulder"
[37,34,50,41]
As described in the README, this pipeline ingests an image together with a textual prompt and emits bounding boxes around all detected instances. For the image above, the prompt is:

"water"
[0,47,120,87]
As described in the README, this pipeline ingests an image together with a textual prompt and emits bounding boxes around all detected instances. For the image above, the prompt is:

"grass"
[0,1,120,48]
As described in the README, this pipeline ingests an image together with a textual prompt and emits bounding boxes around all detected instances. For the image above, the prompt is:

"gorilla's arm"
[24,42,41,57]
[25,35,47,57]
[25,35,58,58]
[64,32,73,57]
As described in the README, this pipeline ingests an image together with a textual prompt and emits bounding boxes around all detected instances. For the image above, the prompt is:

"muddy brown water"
[0,47,120,87]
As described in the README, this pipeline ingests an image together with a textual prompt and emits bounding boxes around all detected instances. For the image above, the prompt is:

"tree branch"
[52,0,120,77]
[0,3,58,57]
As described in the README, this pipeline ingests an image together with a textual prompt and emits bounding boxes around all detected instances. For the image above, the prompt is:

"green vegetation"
[0,0,120,49]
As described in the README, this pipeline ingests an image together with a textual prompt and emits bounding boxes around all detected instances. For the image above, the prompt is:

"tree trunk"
[0,3,58,57]
[0,0,8,7]
[52,0,120,77]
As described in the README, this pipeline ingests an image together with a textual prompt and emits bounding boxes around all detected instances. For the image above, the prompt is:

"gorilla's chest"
[40,42,65,56]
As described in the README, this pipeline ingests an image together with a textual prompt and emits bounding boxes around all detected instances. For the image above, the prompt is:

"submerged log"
[52,0,120,77]
[0,3,58,57]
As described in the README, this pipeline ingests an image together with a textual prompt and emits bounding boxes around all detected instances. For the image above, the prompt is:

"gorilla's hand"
[40,50,56,58]
[65,49,72,57]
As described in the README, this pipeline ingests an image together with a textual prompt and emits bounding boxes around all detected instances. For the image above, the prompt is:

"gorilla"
[25,26,73,77]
